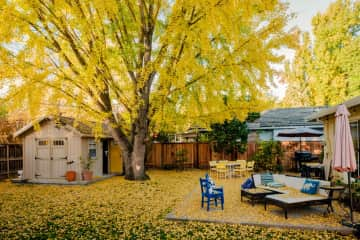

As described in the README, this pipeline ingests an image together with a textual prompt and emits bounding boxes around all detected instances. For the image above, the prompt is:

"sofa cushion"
[267,181,285,188]
[301,179,320,195]
[266,192,327,204]
[252,174,330,197]
[261,173,274,186]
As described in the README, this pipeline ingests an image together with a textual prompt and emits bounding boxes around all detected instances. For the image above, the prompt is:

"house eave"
[308,95,360,121]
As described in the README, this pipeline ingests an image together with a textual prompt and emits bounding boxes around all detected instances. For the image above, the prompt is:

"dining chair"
[246,161,255,175]
[209,161,218,177]
[234,160,247,177]
[218,160,228,164]
[199,177,224,211]
[216,163,228,179]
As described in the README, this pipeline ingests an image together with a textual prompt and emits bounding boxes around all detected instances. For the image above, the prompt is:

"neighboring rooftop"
[247,107,328,130]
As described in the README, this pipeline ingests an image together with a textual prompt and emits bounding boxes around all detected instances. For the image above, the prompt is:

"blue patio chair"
[200,177,224,211]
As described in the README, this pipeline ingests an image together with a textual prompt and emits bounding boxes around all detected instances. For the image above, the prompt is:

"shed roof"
[308,95,360,121]
[247,107,327,130]
[14,116,112,138]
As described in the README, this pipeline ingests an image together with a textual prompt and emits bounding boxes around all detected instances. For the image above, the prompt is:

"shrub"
[252,141,283,172]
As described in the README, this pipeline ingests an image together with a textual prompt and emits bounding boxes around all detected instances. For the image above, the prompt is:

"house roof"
[308,95,360,121]
[247,107,327,130]
[14,116,112,138]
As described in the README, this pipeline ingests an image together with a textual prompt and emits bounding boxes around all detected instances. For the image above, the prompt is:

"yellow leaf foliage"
[0,0,294,132]
[0,170,355,239]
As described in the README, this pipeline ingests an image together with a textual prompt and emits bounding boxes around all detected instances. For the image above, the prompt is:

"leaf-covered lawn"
[0,170,355,239]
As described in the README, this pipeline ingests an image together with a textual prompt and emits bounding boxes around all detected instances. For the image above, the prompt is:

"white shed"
[14,116,122,181]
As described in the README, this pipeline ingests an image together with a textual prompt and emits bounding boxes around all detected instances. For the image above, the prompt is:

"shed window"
[89,140,97,159]
[53,140,65,146]
[38,140,48,146]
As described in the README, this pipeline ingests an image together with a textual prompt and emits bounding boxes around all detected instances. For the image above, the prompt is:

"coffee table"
[264,194,331,219]
[241,188,278,206]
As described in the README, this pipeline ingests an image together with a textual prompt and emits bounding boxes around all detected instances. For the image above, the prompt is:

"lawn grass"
[0,170,356,239]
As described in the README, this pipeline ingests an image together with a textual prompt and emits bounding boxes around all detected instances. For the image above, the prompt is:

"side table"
[320,185,345,212]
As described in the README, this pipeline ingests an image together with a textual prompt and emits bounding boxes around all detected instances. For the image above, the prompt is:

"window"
[53,140,65,146]
[38,140,48,146]
[88,140,97,159]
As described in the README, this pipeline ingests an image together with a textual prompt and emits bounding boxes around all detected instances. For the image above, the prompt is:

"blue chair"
[200,177,224,211]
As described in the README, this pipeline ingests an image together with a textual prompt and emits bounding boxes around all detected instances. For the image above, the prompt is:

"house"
[247,107,327,143]
[0,119,24,176]
[170,125,209,143]
[309,95,360,180]
[14,116,123,181]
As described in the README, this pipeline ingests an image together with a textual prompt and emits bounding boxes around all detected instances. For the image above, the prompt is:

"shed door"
[51,139,68,178]
[35,138,68,179]
[35,138,51,178]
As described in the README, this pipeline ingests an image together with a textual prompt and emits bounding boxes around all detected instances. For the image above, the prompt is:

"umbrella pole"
[348,172,354,224]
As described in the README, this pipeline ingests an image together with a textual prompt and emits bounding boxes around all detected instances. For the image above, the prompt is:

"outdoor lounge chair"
[200,177,224,211]
[251,173,332,219]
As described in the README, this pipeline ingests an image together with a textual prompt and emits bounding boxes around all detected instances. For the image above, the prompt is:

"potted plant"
[65,160,76,182]
[81,156,95,181]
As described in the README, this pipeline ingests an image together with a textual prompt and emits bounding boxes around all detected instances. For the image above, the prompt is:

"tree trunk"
[128,131,148,180]
[108,125,149,180]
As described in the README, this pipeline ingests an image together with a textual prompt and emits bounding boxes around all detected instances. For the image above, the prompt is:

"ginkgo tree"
[0,0,294,180]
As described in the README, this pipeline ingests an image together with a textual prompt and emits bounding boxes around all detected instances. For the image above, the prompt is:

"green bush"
[209,118,248,155]
[252,141,283,172]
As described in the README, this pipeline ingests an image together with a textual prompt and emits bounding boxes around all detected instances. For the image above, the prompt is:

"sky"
[272,0,337,100]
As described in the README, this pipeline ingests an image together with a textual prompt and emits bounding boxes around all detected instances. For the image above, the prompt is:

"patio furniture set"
[241,173,344,219]
[199,172,345,219]
[209,160,255,179]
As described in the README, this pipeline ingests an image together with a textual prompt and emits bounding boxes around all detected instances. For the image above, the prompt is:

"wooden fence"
[0,144,23,177]
[146,142,257,169]
[146,141,323,170]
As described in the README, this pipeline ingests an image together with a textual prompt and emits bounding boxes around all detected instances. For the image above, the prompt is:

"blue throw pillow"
[301,179,320,194]
[241,178,254,189]
[261,173,274,186]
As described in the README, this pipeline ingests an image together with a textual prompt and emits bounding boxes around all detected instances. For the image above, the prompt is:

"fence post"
[6,144,9,178]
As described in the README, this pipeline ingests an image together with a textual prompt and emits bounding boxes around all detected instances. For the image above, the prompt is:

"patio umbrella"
[332,104,357,224]
[277,127,323,151]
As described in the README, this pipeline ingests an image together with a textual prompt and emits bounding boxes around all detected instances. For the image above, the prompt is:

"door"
[35,138,51,178]
[35,138,68,179]
[51,138,68,178]
[102,140,109,174]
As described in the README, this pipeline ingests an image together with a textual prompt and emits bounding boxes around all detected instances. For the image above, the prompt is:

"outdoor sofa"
[251,174,332,219]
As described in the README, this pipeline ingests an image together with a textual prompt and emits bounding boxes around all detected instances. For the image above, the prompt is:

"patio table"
[226,162,240,178]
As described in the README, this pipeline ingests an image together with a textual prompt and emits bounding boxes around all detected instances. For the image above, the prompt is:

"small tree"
[209,118,248,160]
[252,140,283,171]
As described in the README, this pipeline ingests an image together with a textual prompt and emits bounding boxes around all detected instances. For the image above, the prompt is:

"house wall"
[22,121,82,179]
[250,128,324,142]
[80,138,103,177]
[321,104,360,180]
